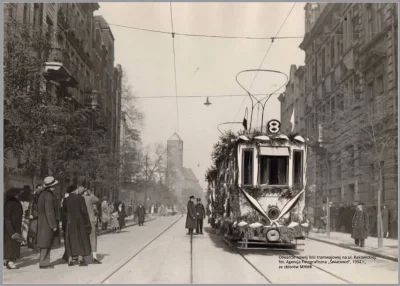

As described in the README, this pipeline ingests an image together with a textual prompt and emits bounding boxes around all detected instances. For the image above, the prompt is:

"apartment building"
[281,3,398,235]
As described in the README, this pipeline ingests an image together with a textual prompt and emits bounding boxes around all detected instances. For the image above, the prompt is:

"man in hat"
[186,196,197,235]
[351,202,369,247]
[195,198,206,235]
[83,188,101,264]
[136,203,146,226]
[36,176,61,269]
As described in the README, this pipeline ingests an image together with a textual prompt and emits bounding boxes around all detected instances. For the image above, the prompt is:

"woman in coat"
[136,204,146,226]
[27,185,43,250]
[63,186,91,266]
[352,202,369,247]
[186,196,197,235]
[4,190,25,269]
[101,198,109,230]
[117,202,126,230]
[109,205,120,233]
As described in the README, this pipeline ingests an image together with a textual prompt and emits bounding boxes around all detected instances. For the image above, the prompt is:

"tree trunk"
[377,165,384,248]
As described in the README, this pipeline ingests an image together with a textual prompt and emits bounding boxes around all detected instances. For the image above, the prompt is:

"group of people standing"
[185,196,206,235]
[100,198,127,233]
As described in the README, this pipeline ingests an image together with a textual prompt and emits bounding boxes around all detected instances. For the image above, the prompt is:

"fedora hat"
[44,176,58,188]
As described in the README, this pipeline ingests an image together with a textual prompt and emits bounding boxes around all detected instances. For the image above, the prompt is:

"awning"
[259,147,289,156]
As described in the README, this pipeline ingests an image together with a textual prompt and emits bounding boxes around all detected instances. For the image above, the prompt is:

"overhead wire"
[231,3,297,129]
[170,2,180,134]
[134,93,280,99]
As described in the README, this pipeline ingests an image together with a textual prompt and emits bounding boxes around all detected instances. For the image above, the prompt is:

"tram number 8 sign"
[267,119,281,134]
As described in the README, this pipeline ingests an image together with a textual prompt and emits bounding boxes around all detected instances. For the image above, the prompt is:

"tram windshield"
[259,156,288,185]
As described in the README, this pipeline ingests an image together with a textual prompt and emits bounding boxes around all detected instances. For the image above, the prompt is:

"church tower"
[167,133,183,171]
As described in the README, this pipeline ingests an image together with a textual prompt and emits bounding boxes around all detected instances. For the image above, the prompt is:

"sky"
[95,2,305,189]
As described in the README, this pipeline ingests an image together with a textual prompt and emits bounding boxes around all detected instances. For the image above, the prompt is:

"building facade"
[280,3,398,236]
[4,3,122,201]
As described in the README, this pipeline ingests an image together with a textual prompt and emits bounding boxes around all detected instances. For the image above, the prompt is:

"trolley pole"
[326,199,330,238]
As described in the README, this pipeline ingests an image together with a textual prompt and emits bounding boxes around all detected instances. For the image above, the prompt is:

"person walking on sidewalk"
[61,185,76,262]
[101,197,109,230]
[117,202,126,231]
[37,176,61,269]
[317,204,327,233]
[27,184,43,250]
[4,189,25,270]
[110,205,120,233]
[186,196,197,236]
[136,204,146,226]
[83,189,101,264]
[382,205,390,238]
[195,198,206,235]
[351,202,369,247]
[127,204,133,220]
[64,186,91,266]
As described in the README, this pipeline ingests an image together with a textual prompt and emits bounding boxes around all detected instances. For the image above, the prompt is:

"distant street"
[4,215,398,284]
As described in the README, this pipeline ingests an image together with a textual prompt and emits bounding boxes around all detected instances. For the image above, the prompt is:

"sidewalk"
[20,216,156,258]
[308,228,398,262]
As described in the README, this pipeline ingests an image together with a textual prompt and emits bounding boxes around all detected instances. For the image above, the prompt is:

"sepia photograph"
[2,1,399,284]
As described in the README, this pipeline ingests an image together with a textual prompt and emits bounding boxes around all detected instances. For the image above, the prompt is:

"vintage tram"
[206,120,309,251]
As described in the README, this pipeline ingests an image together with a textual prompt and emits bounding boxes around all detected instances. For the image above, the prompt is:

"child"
[110,207,120,233]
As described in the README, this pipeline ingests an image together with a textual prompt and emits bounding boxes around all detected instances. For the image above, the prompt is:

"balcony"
[43,48,79,87]
[84,90,102,111]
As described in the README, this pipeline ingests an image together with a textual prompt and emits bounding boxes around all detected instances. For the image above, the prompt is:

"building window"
[242,150,253,185]
[330,37,335,67]
[259,156,288,186]
[293,151,303,188]
[366,4,375,42]
[23,4,29,24]
[377,75,384,95]
[330,97,336,116]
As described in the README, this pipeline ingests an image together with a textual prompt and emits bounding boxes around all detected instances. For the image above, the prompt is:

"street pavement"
[308,228,398,262]
[4,216,398,284]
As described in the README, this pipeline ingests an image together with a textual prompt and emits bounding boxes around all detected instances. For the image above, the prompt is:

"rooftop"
[168,132,182,142]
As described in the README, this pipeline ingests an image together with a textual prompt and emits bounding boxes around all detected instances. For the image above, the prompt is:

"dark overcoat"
[352,210,369,239]
[195,203,206,219]
[4,195,23,260]
[36,189,61,249]
[186,200,197,229]
[118,205,126,227]
[136,206,146,223]
[63,193,92,257]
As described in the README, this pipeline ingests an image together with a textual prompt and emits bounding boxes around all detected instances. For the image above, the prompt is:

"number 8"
[267,120,280,134]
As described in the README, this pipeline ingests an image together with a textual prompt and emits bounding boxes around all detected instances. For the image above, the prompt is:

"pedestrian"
[61,185,76,262]
[136,204,146,226]
[83,189,102,264]
[351,202,369,247]
[36,176,61,269]
[186,196,197,235]
[110,206,120,233]
[317,204,327,233]
[117,202,126,231]
[127,204,133,219]
[382,205,390,238]
[27,184,43,250]
[20,185,32,246]
[64,186,91,266]
[101,197,109,230]
[4,189,26,270]
[195,198,206,235]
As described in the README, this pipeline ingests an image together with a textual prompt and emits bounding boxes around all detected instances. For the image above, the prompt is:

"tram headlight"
[266,229,280,242]
[267,206,280,220]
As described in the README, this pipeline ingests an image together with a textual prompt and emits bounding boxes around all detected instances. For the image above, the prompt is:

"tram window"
[242,150,253,185]
[259,156,288,185]
[293,151,303,188]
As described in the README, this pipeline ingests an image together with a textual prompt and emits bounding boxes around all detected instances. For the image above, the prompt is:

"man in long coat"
[186,196,197,235]
[64,186,91,266]
[27,184,43,250]
[351,202,369,247]
[195,198,206,235]
[37,176,61,269]
[61,185,76,262]
[83,189,101,264]
[4,189,25,269]
[136,204,146,226]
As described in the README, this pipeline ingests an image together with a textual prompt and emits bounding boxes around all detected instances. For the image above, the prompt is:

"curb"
[20,217,157,258]
[307,235,398,262]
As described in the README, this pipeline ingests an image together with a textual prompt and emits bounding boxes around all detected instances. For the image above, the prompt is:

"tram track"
[100,215,184,284]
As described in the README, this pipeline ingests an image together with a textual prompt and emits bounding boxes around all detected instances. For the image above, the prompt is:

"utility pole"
[326,198,330,238]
